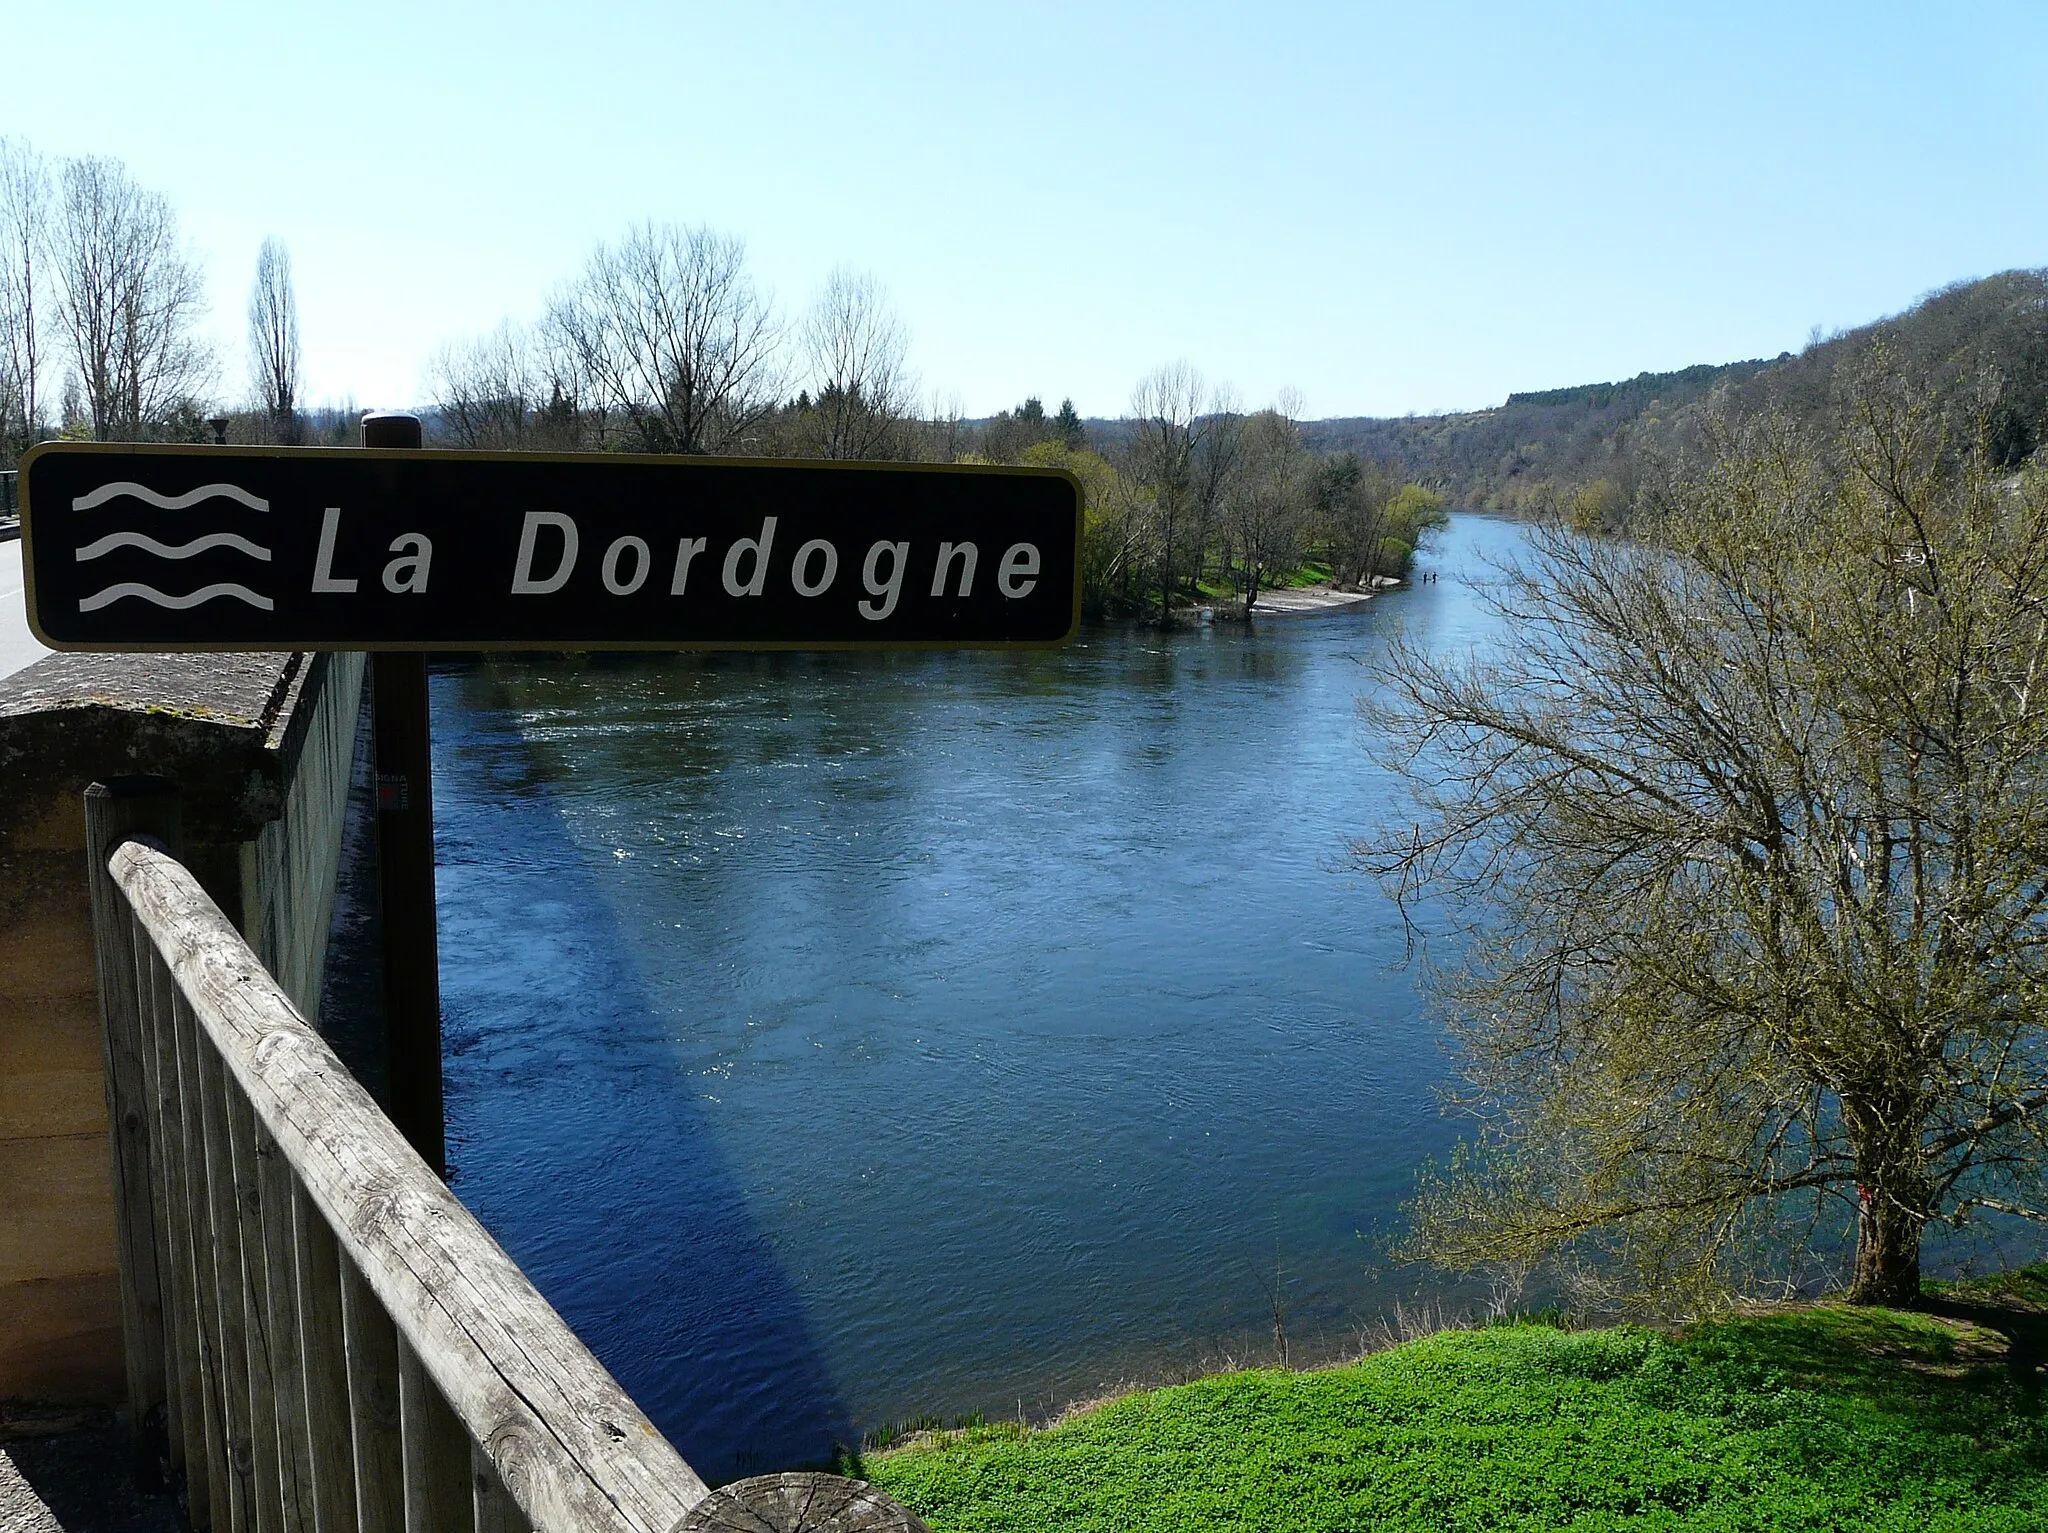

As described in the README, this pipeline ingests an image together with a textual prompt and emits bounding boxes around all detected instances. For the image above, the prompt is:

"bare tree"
[0,139,50,461]
[794,266,914,459]
[1367,374,2048,1311]
[920,388,970,464]
[543,222,782,455]
[1189,389,1244,592]
[1126,362,1212,623]
[1230,406,1310,616]
[50,155,210,441]
[247,236,301,443]
[431,321,546,448]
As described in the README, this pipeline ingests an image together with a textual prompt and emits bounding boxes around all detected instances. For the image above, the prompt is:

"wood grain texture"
[194,1028,257,1533]
[142,940,210,1524]
[338,1256,403,1533]
[253,1123,315,1532]
[223,1090,291,1533]
[289,1184,359,1533]
[398,1337,473,1533]
[676,1474,932,1533]
[473,1437,533,1533]
[170,986,231,1530]
[132,918,188,1495]
[110,835,710,1533]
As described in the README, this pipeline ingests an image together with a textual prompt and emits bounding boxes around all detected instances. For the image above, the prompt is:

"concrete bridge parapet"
[0,648,365,1406]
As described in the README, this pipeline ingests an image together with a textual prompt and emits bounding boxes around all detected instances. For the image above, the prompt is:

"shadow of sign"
[423,663,856,1479]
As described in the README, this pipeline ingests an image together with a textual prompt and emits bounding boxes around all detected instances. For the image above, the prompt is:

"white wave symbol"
[74,531,272,562]
[71,481,270,513]
[78,582,274,613]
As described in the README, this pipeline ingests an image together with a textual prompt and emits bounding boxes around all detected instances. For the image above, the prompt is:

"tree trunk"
[1844,1097,1927,1307]
[1848,1189,1922,1306]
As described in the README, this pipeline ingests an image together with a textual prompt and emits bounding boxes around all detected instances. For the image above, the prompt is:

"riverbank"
[1248,582,1380,615]
[857,1266,2048,1530]
[1180,576,1395,622]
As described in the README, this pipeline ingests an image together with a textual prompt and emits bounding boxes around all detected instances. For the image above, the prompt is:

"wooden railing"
[85,780,924,1533]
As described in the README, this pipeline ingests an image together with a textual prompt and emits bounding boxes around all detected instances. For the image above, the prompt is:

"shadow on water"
[399,519,1543,1466]
[429,660,855,1481]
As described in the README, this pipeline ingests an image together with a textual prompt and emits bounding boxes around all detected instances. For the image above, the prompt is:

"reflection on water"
[431,514,1529,1477]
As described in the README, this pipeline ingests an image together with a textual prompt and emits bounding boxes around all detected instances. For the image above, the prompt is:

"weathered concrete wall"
[239,652,365,1016]
[0,649,365,1404]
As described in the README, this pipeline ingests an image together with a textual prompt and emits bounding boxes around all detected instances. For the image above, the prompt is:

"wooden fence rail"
[85,781,926,1533]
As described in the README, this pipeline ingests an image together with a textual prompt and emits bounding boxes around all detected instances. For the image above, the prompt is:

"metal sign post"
[21,435,1083,1176]
[358,413,445,1172]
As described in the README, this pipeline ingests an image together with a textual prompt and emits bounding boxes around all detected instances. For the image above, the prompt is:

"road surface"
[1,537,56,682]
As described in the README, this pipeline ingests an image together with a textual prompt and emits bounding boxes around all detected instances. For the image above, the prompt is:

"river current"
[426,512,1527,1477]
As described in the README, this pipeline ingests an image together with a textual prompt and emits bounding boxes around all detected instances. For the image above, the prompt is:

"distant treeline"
[12,137,2034,618]
[424,229,1448,623]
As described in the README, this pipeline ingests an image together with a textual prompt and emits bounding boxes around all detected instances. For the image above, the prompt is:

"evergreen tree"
[1054,397,1084,449]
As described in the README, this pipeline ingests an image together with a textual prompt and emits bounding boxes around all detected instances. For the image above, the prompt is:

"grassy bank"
[860,1269,2048,1531]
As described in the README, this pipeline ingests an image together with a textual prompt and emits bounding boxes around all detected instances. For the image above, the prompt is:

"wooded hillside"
[1297,269,2048,513]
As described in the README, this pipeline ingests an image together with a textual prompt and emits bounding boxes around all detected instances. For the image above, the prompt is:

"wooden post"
[170,982,236,1529]
[255,1126,317,1531]
[339,1255,405,1533]
[83,777,180,1487]
[193,1024,259,1530]
[290,1184,360,1533]
[362,411,446,1176]
[223,1092,291,1532]
[397,1338,474,1533]
[471,1439,531,1533]
[676,1473,934,1532]
[135,918,206,1520]
[148,943,221,1527]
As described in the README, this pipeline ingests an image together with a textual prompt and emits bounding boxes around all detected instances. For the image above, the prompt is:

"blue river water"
[425,512,1527,1478]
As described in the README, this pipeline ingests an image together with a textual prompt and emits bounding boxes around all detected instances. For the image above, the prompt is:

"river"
[425,511,1528,1478]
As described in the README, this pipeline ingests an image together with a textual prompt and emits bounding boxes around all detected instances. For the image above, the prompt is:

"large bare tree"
[0,139,49,460]
[248,236,301,444]
[794,266,914,459]
[50,155,210,441]
[1365,371,2048,1312]
[543,222,782,455]
[1189,389,1244,593]
[1125,362,1214,623]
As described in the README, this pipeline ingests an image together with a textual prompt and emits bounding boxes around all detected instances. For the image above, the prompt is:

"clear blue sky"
[6,1,2043,420]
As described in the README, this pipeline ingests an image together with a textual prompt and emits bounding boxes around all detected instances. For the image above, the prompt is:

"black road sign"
[20,444,1083,651]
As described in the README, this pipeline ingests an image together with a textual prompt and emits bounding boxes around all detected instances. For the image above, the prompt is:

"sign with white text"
[20,444,1083,651]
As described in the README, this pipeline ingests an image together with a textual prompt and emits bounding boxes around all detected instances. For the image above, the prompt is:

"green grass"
[1177,561,1338,605]
[859,1272,2048,1531]
[1272,559,1335,589]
